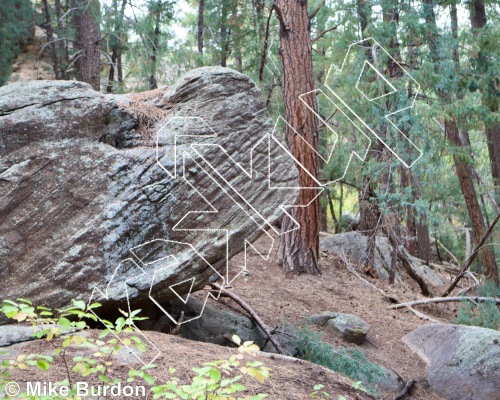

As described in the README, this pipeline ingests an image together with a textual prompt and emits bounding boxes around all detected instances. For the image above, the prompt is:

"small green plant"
[0,299,272,400]
[311,384,330,399]
[454,280,500,330]
[0,298,148,399]
[284,322,383,396]
[144,335,270,399]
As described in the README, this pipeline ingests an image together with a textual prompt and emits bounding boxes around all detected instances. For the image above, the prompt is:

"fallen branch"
[389,296,500,309]
[210,283,285,354]
[399,249,432,297]
[393,379,416,400]
[443,212,500,296]
[340,250,387,298]
[435,238,460,265]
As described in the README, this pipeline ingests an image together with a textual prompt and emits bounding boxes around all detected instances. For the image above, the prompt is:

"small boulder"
[404,323,500,400]
[309,312,371,344]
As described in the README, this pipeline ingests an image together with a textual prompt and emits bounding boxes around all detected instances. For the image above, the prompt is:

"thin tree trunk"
[326,189,338,232]
[106,48,117,93]
[220,0,230,67]
[275,0,320,275]
[42,0,60,79]
[54,0,68,79]
[401,167,416,255]
[424,0,498,283]
[106,0,127,93]
[197,0,204,55]
[258,5,274,81]
[468,0,500,197]
[445,118,498,283]
[149,5,160,90]
[231,0,242,72]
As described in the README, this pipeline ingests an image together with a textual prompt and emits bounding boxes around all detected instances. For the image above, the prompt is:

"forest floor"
[200,232,458,400]
[3,232,463,399]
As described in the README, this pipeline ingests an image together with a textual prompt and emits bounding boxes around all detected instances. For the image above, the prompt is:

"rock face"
[404,323,500,400]
[308,311,371,345]
[169,298,268,348]
[320,232,446,288]
[0,67,298,324]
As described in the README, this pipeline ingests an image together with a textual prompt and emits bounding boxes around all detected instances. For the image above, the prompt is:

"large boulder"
[404,323,500,400]
[0,67,298,324]
[320,232,446,288]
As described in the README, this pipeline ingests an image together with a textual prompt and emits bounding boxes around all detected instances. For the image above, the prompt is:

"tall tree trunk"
[197,0,205,55]
[423,0,498,283]
[355,0,380,272]
[106,0,127,93]
[54,0,68,79]
[220,0,230,67]
[42,0,60,79]
[468,0,500,197]
[231,0,243,72]
[445,119,498,282]
[149,4,161,89]
[106,47,117,93]
[401,167,417,255]
[275,0,321,275]
[73,0,101,91]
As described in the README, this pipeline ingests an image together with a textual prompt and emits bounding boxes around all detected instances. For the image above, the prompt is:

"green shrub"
[0,299,271,400]
[454,280,500,330]
[282,322,383,395]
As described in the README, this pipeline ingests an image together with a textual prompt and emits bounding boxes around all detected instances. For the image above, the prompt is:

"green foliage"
[454,280,500,330]
[0,300,271,400]
[0,0,33,85]
[284,322,382,395]
[147,335,270,399]
[0,298,148,399]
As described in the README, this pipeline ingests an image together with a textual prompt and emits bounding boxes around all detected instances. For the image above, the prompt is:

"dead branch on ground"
[209,283,285,354]
[389,296,500,310]
[393,379,416,400]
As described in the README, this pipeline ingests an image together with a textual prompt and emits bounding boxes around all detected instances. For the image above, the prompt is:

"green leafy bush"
[0,299,271,399]
[454,280,500,330]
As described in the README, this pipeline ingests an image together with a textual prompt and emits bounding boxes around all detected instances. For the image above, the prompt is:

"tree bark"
[423,0,498,284]
[468,0,500,197]
[54,0,68,79]
[445,118,498,283]
[275,0,320,275]
[220,0,230,67]
[42,0,60,79]
[197,0,204,55]
[106,0,127,93]
[231,0,242,72]
[72,0,101,91]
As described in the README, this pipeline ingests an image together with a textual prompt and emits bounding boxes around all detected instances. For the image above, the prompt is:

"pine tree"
[0,0,33,86]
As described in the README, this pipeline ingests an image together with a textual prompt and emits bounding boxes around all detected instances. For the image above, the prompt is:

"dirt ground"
[202,232,460,400]
[2,232,467,399]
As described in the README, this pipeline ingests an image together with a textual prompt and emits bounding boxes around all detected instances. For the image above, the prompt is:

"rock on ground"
[0,67,298,324]
[308,311,371,345]
[320,231,446,288]
[404,323,500,400]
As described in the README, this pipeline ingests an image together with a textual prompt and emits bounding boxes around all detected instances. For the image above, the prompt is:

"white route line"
[87,37,424,366]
